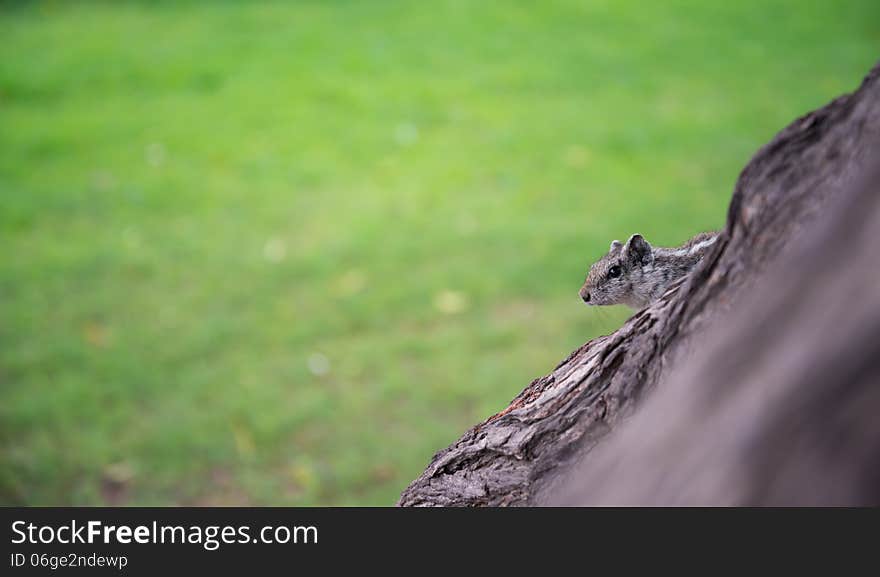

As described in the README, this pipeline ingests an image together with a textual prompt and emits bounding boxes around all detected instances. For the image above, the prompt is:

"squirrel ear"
[609,240,622,252]
[623,234,653,265]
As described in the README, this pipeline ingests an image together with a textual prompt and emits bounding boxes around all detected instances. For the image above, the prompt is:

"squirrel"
[579,231,718,309]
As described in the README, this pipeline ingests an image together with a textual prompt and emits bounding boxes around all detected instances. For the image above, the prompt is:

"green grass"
[1,0,877,505]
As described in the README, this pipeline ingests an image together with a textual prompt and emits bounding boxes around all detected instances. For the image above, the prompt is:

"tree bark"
[398,61,880,507]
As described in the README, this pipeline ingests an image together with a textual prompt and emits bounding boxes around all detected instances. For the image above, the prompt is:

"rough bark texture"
[398,61,880,507]
[547,162,880,505]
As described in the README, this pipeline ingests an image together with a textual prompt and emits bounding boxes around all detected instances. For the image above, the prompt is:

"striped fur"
[579,231,718,309]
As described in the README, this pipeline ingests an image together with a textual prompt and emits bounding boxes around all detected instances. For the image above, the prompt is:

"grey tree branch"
[398,61,880,507]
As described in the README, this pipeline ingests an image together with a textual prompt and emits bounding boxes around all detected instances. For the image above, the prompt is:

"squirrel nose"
[582,292,591,303]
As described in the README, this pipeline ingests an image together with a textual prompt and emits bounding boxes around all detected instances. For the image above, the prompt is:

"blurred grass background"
[0,0,877,505]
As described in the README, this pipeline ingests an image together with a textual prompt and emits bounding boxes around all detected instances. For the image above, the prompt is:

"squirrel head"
[579,234,653,306]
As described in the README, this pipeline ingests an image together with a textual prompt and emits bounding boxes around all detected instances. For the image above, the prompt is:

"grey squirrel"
[579,231,718,309]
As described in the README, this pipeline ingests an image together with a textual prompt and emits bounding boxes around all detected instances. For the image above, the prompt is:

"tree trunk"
[397,61,880,507]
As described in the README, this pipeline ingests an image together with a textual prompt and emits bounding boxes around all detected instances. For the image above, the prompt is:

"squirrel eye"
[608,265,622,278]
